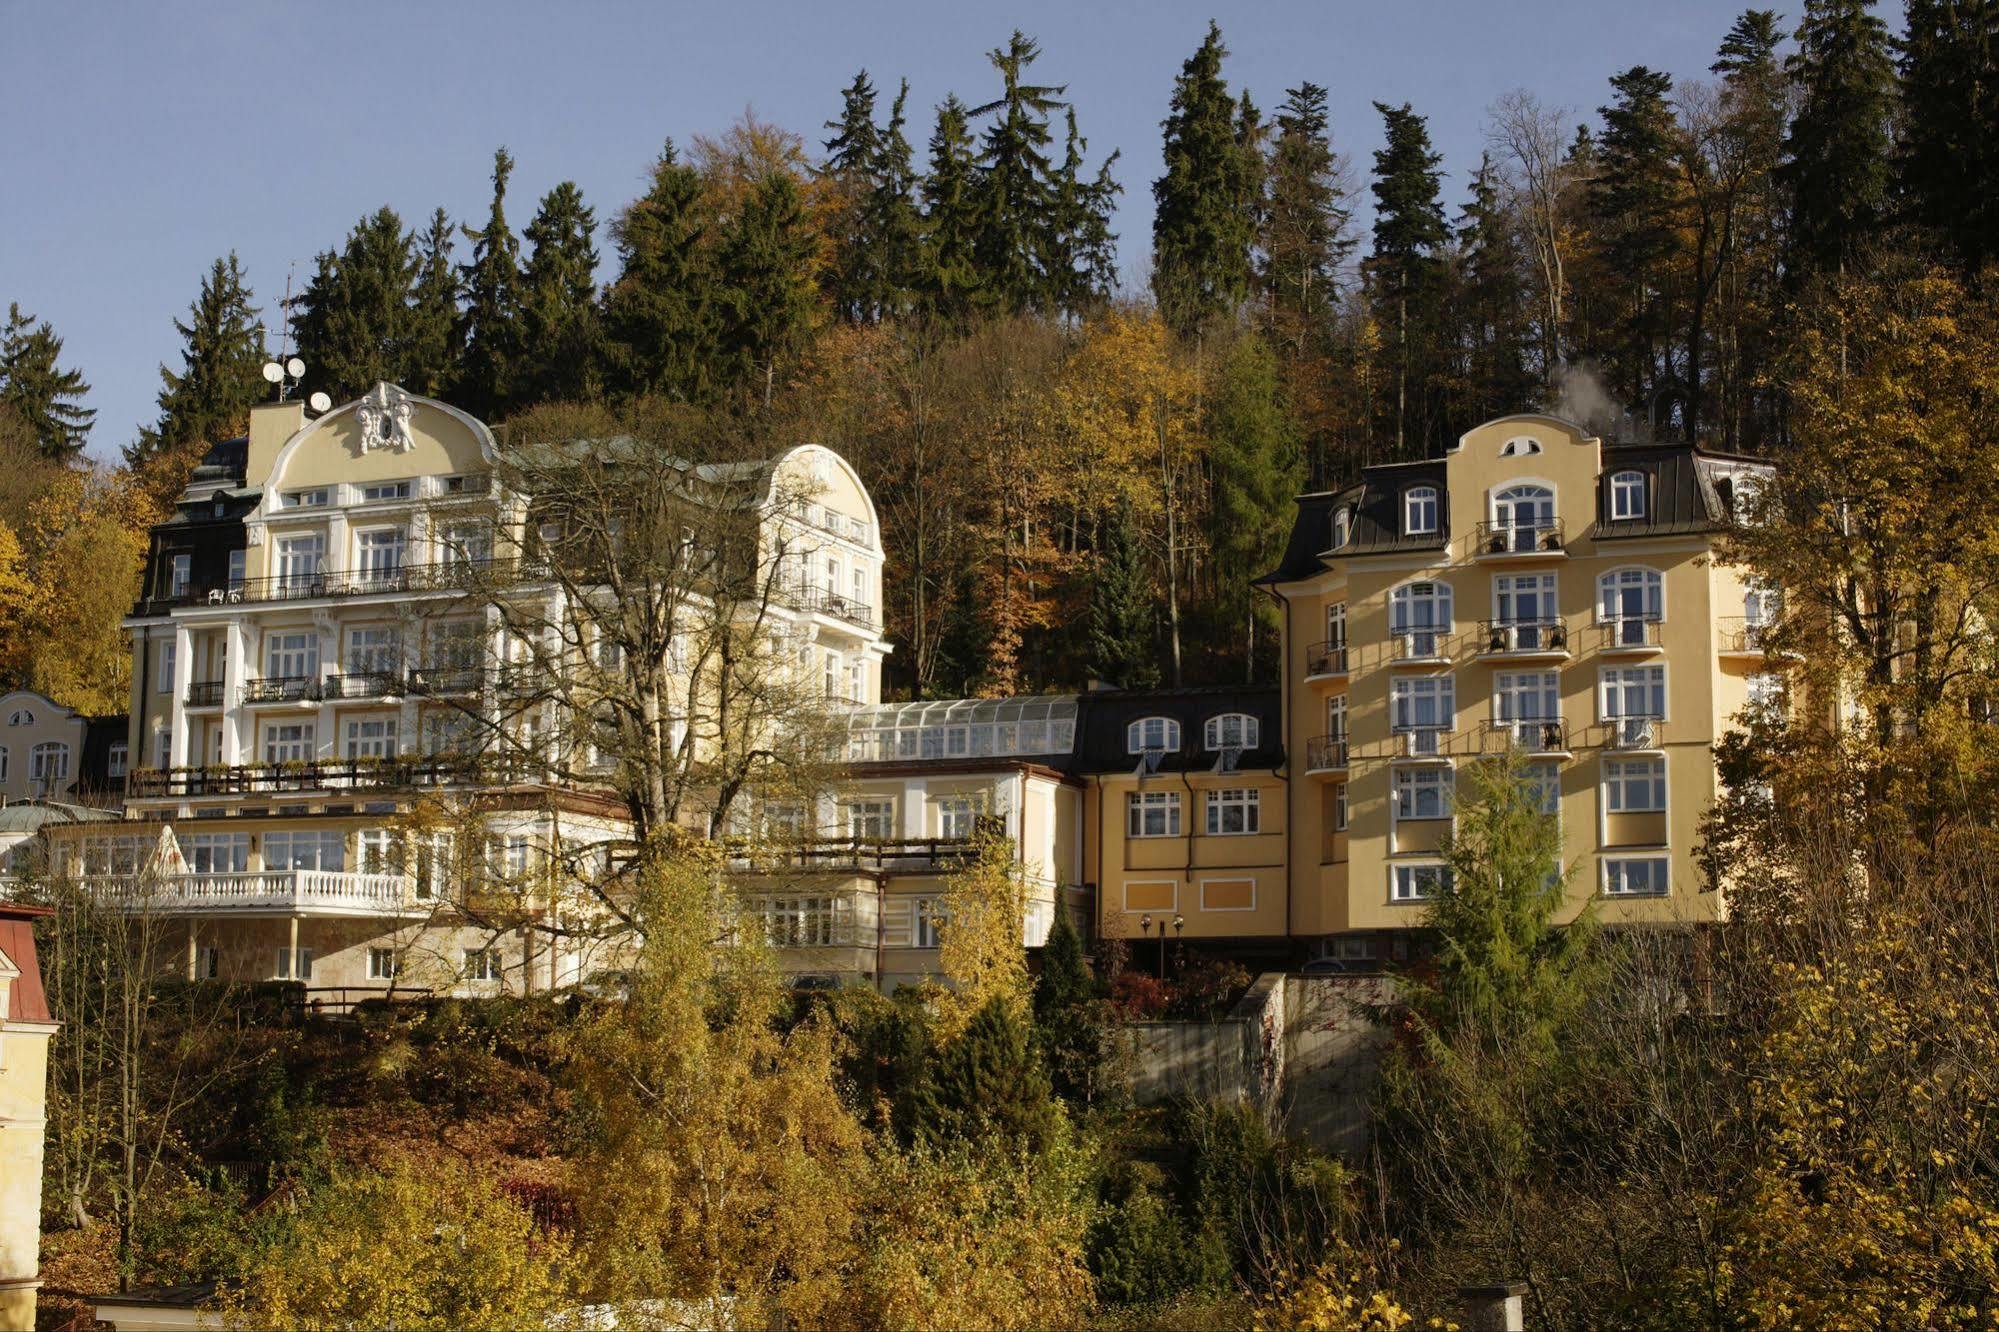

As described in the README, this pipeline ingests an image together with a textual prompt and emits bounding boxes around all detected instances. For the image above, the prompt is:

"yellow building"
[1264,414,1777,960]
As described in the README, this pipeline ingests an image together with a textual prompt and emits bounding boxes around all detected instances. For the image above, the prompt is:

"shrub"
[1110,971,1170,1019]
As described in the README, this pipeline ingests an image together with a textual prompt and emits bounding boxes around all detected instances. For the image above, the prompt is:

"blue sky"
[4,0,1775,461]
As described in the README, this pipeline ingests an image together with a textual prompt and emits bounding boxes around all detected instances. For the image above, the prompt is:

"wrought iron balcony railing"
[1483,718,1570,755]
[1477,619,1570,656]
[184,680,227,707]
[1596,616,1664,651]
[1306,735,1350,772]
[1475,518,1567,556]
[1305,640,1349,678]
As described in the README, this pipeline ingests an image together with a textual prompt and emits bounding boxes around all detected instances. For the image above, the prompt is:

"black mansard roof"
[1067,685,1284,776]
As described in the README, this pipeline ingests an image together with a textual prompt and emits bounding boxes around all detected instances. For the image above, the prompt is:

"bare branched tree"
[1486,91,1584,383]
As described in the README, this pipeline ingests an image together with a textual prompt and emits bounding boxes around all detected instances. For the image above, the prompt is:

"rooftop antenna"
[260,263,331,412]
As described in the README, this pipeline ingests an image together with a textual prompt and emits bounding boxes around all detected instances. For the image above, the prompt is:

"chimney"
[246,401,305,491]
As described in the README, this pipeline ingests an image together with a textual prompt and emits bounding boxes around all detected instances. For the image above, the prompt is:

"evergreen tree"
[0,304,94,460]
[129,254,264,466]
[1047,110,1122,318]
[1781,0,1896,281]
[1453,156,1536,423]
[822,70,899,323]
[292,207,419,400]
[1204,333,1302,679]
[970,31,1066,314]
[1261,82,1353,358]
[1897,0,1999,271]
[603,140,716,401]
[713,170,820,407]
[1032,906,1108,1104]
[457,147,526,419]
[1709,10,1791,450]
[404,209,461,398]
[918,96,986,325]
[1085,500,1158,690]
[518,181,602,405]
[1152,22,1262,336]
[1365,102,1450,458]
[1587,67,1680,407]
[904,996,1060,1152]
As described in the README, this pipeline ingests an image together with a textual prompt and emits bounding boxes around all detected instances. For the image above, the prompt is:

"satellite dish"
[308,391,332,413]
[262,362,284,384]
[285,357,306,378]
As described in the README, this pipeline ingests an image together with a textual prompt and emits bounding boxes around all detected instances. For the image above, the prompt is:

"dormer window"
[1127,717,1182,754]
[7,710,31,727]
[1402,486,1439,536]
[1331,506,1352,549]
[1610,470,1647,520]
[1203,713,1259,750]
[1499,436,1543,457]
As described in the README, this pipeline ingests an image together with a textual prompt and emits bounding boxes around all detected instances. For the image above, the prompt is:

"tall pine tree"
[457,147,526,419]
[129,254,265,466]
[1365,102,1450,459]
[292,208,419,400]
[405,209,461,398]
[1152,22,1262,337]
[919,96,987,325]
[713,170,821,407]
[1897,0,1999,271]
[0,304,94,460]
[1781,0,1896,282]
[603,141,716,402]
[1204,333,1302,679]
[1453,156,1536,424]
[1085,500,1158,690]
[1047,110,1122,318]
[518,181,602,405]
[1587,67,1681,409]
[1261,82,1353,358]
[970,31,1066,314]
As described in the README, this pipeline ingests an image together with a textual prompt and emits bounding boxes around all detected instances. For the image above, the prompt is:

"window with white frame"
[1494,672,1561,742]
[360,480,412,502]
[281,488,330,509]
[1325,600,1348,646]
[1604,756,1667,812]
[1391,676,1455,733]
[344,717,396,760]
[184,832,249,874]
[423,710,479,756]
[426,621,482,672]
[413,832,451,899]
[1493,483,1556,551]
[264,631,319,681]
[355,527,407,583]
[440,519,493,567]
[1127,790,1182,837]
[1391,863,1451,902]
[1127,716,1182,753]
[763,801,808,839]
[29,742,69,784]
[913,897,944,948]
[158,640,175,692]
[744,896,836,947]
[1601,666,1666,720]
[1746,673,1786,716]
[1205,787,1261,834]
[463,948,501,982]
[1597,567,1664,644]
[169,553,192,598]
[1203,713,1259,750]
[227,548,246,589]
[1331,506,1352,548]
[275,947,314,981]
[1609,470,1647,520]
[1393,766,1454,819]
[358,828,398,873]
[1523,762,1561,817]
[265,830,344,871]
[106,743,127,778]
[936,796,983,838]
[6,709,29,726]
[274,534,325,590]
[1326,694,1348,739]
[367,947,399,979]
[1402,485,1439,536]
[844,798,894,840]
[1493,572,1559,649]
[152,727,170,769]
[1389,581,1453,655]
[263,722,315,764]
[1743,582,1783,646]
[1602,857,1670,897]
[81,835,148,876]
[1334,782,1349,831]
[347,626,402,677]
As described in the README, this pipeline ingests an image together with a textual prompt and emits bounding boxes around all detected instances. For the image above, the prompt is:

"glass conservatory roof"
[844,695,1079,763]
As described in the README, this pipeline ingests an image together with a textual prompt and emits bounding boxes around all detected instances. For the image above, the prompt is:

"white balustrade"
[84,869,424,915]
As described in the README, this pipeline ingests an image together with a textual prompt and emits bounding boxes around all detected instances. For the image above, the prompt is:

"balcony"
[184,680,227,707]
[1476,619,1571,660]
[790,586,880,630]
[125,754,543,799]
[327,671,405,700]
[1390,628,1453,664]
[1598,717,1667,752]
[1394,726,1455,761]
[1717,616,1789,660]
[406,665,484,695]
[1595,617,1665,655]
[1482,718,1571,757]
[1305,735,1349,774]
[242,675,321,704]
[1474,518,1566,559]
[175,557,543,608]
[1305,640,1350,680]
[724,837,980,874]
[84,869,430,917]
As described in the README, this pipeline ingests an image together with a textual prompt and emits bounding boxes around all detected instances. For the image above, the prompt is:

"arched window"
[1390,580,1454,656]
[7,709,32,727]
[1499,436,1543,457]
[1401,486,1439,536]
[1598,567,1665,646]
[1127,717,1182,754]
[1203,713,1259,750]
[1492,483,1556,552]
[1609,469,1647,520]
[1330,505,1352,549]
[29,741,69,784]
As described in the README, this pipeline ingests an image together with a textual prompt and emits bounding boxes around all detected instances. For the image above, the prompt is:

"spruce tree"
[1032,905,1107,1103]
[970,31,1066,314]
[713,170,820,407]
[518,181,602,405]
[1587,67,1680,406]
[0,303,94,460]
[1454,156,1535,423]
[904,996,1060,1151]
[292,208,419,400]
[1047,109,1122,318]
[1085,500,1158,690]
[129,254,265,466]
[1152,22,1261,337]
[1781,0,1896,281]
[457,147,526,419]
[1711,10,1790,451]
[869,83,928,318]
[823,70,890,323]
[1261,82,1353,357]
[603,141,716,401]
[404,208,461,398]
[1365,102,1449,458]
[919,95,988,324]
[1205,333,1302,678]
[1897,0,1999,271]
